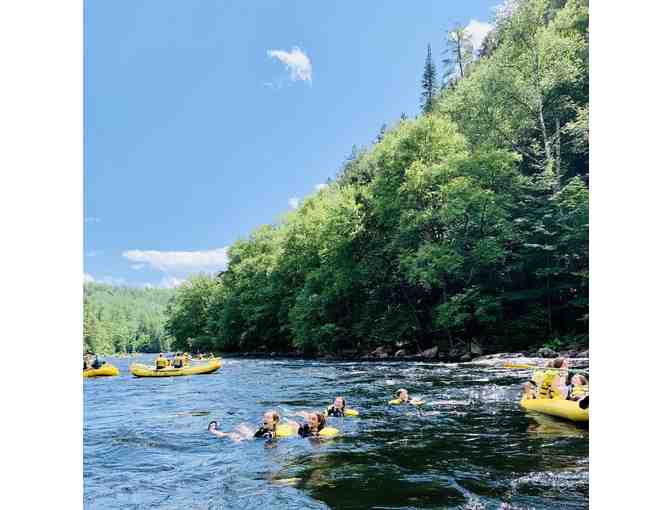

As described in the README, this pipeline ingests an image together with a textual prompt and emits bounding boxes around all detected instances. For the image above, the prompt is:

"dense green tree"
[83,283,175,354]
[161,0,589,357]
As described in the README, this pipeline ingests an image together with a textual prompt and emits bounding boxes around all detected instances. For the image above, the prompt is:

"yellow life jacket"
[156,357,169,369]
[538,369,561,399]
[570,384,588,400]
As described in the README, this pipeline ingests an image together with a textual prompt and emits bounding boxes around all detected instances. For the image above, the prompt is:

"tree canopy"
[160,0,589,356]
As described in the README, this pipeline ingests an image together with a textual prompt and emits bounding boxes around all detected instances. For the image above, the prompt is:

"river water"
[84,355,588,509]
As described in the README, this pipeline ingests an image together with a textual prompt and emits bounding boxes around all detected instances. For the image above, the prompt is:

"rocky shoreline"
[216,345,589,367]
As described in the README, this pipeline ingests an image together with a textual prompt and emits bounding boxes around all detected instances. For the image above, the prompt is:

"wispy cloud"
[85,216,101,224]
[267,47,312,83]
[84,273,95,283]
[131,264,145,270]
[85,250,103,257]
[123,247,229,274]
[315,183,327,191]
[464,19,494,56]
[289,197,300,209]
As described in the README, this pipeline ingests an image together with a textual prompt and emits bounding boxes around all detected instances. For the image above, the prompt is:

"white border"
[1,1,82,507]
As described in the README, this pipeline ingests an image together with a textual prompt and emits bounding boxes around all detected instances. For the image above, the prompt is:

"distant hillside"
[83,283,176,354]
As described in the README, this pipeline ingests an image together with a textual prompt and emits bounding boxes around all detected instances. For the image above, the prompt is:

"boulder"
[537,347,559,358]
[370,346,388,358]
[578,349,589,358]
[421,346,439,359]
[460,353,472,362]
[395,349,408,358]
[470,340,483,356]
[448,348,466,360]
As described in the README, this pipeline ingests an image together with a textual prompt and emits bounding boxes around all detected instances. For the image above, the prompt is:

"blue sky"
[84,0,499,288]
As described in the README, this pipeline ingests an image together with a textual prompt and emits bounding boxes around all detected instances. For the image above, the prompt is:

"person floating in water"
[389,388,425,405]
[208,409,337,441]
[297,412,328,437]
[325,396,359,417]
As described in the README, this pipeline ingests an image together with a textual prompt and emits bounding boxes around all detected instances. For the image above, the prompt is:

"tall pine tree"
[420,44,437,114]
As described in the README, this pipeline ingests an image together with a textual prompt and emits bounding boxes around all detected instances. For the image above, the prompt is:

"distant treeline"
[83,283,175,354]
[166,0,589,356]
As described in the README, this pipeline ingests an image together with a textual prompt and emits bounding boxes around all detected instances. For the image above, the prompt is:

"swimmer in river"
[389,388,425,405]
[297,412,328,438]
[326,396,346,417]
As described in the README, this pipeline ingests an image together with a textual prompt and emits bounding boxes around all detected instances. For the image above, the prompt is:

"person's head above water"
[307,412,326,431]
[571,374,588,386]
[395,388,409,401]
[333,396,346,409]
[262,410,280,430]
[546,357,568,369]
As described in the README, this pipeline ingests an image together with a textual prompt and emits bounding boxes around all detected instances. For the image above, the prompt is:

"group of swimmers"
[208,358,588,443]
[521,357,589,409]
[207,390,425,442]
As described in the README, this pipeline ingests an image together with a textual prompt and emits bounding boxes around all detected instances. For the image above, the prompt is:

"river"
[84,355,588,509]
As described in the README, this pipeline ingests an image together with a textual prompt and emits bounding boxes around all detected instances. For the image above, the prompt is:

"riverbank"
[214,347,589,368]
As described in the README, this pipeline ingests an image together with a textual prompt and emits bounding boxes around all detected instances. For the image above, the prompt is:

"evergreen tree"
[420,44,437,114]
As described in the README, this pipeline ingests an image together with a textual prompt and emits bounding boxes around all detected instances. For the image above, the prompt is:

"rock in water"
[394,349,407,358]
[421,346,439,359]
[460,353,472,362]
[470,340,483,356]
[537,347,559,358]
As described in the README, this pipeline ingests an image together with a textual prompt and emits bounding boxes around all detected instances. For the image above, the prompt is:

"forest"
[83,283,175,354]
[160,0,588,357]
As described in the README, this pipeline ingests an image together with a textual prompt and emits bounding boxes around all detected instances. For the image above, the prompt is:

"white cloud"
[84,273,95,283]
[315,183,327,191]
[464,19,494,56]
[267,47,312,83]
[289,197,300,209]
[85,217,101,224]
[131,264,144,270]
[159,276,186,289]
[122,247,229,274]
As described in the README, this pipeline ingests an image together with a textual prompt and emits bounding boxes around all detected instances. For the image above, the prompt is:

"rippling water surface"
[84,355,588,509]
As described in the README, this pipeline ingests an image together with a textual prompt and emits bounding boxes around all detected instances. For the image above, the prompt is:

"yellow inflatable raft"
[520,397,588,423]
[130,358,221,377]
[83,364,120,377]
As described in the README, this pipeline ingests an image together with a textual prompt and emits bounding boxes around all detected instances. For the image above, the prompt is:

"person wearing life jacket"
[565,373,588,400]
[155,353,169,369]
[537,358,569,399]
[91,354,103,369]
[389,388,425,405]
[172,353,185,369]
[326,396,347,417]
[522,358,569,399]
[298,412,327,438]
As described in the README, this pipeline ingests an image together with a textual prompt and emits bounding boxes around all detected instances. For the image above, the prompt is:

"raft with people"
[130,354,221,378]
[83,364,120,377]
[519,357,589,423]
